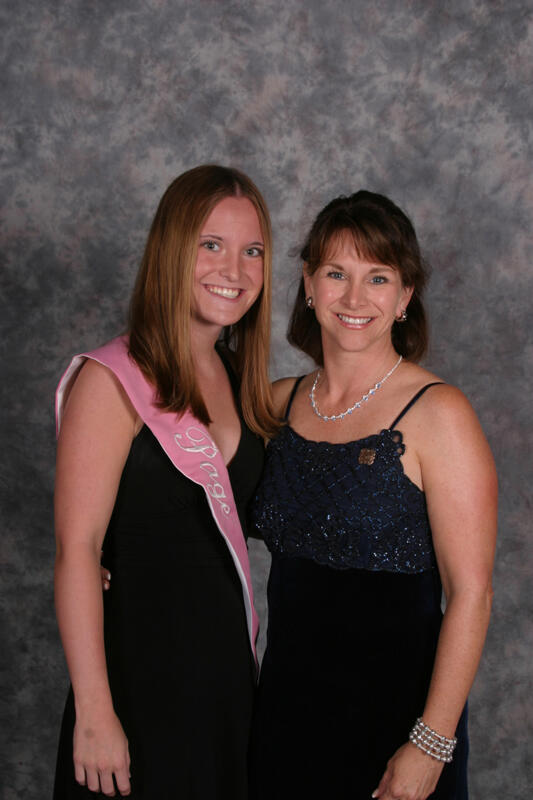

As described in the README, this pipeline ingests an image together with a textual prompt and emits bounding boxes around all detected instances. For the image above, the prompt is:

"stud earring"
[306,296,314,309]
[396,309,407,322]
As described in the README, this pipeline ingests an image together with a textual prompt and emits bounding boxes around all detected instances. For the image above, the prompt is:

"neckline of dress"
[283,422,399,448]
[214,344,244,469]
[136,419,244,471]
[225,412,245,470]
[282,424,424,496]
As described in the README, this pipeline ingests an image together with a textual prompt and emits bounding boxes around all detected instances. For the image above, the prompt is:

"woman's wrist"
[408,717,457,763]
[73,685,114,718]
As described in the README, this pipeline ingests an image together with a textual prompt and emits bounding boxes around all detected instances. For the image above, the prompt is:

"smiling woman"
[53,165,277,800]
[249,190,497,800]
[192,196,265,332]
[289,191,429,367]
[303,243,413,362]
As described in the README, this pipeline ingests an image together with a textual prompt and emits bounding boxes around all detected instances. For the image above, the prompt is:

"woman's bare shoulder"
[400,363,467,410]
[409,375,475,425]
[403,372,490,458]
[396,362,486,439]
[62,358,140,434]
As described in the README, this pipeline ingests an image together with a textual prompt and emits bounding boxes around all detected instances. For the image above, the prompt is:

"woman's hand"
[73,707,131,796]
[372,742,443,800]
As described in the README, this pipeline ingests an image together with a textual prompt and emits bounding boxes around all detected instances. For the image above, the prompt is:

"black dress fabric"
[249,381,468,800]
[54,366,264,799]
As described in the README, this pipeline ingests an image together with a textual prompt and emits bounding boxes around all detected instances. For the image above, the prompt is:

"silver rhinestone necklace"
[309,354,403,422]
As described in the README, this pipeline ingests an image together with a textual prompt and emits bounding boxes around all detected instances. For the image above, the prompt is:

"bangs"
[309,219,403,274]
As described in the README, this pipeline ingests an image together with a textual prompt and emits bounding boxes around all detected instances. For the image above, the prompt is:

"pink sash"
[56,335,259,665]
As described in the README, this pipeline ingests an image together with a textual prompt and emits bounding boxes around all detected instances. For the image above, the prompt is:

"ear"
[397,284,414,316]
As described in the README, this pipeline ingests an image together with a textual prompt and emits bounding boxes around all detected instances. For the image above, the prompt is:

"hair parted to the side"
[288,190,429,365]
[128,164,278,438]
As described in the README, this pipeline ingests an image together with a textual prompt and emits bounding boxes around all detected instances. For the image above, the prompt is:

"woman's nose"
[219,250,241,281]
[344,280,365,307]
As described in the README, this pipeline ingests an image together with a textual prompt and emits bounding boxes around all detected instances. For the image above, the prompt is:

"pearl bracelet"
[409,718,457,763]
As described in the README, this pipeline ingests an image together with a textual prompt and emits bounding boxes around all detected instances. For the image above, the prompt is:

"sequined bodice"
[251,423,436,573]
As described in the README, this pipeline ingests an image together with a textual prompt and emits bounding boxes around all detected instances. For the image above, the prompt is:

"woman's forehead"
[322,229,379,264]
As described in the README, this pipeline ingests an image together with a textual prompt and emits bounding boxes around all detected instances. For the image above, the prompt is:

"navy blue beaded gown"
[249,381,468,800]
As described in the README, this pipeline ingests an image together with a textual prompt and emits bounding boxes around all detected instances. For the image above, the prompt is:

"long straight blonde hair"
[129,164,278,438]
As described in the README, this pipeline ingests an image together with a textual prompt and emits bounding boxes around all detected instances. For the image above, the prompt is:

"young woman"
[249,191,497,800]
[53,165,278,799]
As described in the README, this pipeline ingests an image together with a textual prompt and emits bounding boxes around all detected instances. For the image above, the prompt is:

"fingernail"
[106,572,111,580]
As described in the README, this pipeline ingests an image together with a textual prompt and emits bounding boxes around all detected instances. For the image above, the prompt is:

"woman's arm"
[374,385,497,800]
[55,360,139,797]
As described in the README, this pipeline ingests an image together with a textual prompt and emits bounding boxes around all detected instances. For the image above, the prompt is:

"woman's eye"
[327,270,345,280]
[201,240,220,251]
[370,275,388,284]
[245,247,264,257]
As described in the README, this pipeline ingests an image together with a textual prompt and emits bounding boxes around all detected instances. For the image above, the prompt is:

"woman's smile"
[336,313,373,327]
[203,283,244,300]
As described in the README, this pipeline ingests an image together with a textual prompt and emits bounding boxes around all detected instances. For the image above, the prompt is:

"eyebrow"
[199,233,265,246]
[323,261,394,271]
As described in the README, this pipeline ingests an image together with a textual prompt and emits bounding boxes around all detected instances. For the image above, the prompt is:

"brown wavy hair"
[129,164,278,437]
[288,190,429,365]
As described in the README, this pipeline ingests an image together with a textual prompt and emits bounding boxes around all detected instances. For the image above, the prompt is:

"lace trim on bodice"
[251,424,436,573]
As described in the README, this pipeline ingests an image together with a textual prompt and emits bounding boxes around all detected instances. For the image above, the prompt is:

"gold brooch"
[358,448,376,465]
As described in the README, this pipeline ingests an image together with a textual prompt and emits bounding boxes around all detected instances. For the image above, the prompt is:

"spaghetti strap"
[284,376,305,422]
[389,382,445,430]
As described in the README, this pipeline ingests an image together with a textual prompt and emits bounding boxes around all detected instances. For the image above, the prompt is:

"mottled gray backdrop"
[2,1,532,797]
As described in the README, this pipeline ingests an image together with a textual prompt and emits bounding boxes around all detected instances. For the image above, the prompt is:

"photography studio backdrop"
[2,2,532,797]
